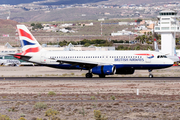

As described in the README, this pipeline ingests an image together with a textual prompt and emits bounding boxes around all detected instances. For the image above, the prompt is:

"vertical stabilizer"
[17,25,42,55]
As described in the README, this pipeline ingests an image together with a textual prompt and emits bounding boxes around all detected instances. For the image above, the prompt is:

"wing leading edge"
[55,58,112,69]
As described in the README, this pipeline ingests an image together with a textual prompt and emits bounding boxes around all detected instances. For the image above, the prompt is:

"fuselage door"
[41,52,46,63]
[145,57,151,63]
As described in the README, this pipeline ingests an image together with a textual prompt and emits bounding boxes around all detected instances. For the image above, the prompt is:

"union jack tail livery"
[17,25,42,55]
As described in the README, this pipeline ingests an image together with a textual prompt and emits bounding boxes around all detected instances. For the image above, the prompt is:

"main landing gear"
[99,74,106,78]
[148,69,153,78]
[86,70,92,78]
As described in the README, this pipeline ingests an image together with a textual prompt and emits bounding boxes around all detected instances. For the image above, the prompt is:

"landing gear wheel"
[149,74,153,78]
[86,73,92,78]
[148,69,153,78]
[99,74,106,78]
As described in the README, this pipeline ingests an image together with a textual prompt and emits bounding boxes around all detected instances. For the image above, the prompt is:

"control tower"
[154,10,180,56]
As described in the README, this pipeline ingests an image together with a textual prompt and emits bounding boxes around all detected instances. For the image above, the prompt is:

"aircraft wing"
[56,58,109,69]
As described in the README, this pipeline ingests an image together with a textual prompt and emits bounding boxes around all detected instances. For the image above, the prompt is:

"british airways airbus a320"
[12,25,174,78]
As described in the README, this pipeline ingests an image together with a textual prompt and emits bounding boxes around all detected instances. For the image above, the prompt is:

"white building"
[98,18,105,21]
[59,28,75,33]
[134,25,147,30]
[111,30,133,36]
[0,43,21,56]
[154,10,180,56]
[118,22,128,25]
[84,22,93,26]
[60,23,73,27]
[129,22,137,26]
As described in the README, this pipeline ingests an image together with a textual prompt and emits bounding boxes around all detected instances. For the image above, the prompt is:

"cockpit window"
[157,55,167,58]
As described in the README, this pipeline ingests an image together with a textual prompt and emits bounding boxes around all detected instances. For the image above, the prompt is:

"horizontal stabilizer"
[9,54,32,62]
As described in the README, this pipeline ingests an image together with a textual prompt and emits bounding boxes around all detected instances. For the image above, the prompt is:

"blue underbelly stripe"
[43,64,172,70]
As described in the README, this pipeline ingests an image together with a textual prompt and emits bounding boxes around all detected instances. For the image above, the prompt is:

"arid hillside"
[0,19,18,27]
[0,19,18,36]
[100,0,175,5]
[0,0,174,5]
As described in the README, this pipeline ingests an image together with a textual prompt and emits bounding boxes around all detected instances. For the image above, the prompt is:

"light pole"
[57,38,59,46]
[101,22,102,36]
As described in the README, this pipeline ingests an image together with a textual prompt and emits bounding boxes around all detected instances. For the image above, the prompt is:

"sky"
[0,0,108,5]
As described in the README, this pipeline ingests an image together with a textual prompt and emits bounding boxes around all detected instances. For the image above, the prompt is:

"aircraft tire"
[149,74,153,78]
[86,73,92,78]
[99,74,106,78]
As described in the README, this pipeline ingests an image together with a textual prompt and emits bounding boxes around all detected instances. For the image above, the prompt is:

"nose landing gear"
[148,69,153,78]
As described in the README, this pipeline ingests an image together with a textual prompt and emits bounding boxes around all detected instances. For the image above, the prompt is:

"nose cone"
[166,58,174,66]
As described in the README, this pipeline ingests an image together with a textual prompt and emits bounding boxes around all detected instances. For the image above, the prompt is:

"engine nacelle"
[92,65,116,75]
[116,68,135,74]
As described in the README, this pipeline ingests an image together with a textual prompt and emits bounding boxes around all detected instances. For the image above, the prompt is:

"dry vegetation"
[0,67,180,119]
[0,80,180,119]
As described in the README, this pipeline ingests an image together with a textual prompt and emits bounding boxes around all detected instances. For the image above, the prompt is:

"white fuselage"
[26,50,173,70]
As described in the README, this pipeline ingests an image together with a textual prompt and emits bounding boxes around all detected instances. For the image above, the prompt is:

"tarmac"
[0,66,179,78]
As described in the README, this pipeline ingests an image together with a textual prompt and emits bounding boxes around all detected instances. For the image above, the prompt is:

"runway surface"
[0,77,180,81]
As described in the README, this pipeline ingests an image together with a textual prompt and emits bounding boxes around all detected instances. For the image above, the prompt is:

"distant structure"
[7,11,10,20]
[154,10,180,56]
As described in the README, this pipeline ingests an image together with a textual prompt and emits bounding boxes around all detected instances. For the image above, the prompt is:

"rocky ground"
[0,66,180,119]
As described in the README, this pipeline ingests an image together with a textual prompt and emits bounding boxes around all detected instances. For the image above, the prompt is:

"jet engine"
[92,65,116,75]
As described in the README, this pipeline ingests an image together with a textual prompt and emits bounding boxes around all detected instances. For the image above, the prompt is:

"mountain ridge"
[0,0,44,5]
[0,0,176,5]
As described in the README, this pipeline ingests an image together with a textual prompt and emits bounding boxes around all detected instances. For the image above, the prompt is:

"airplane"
[0,59,20,66]
[12,25,174,78]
